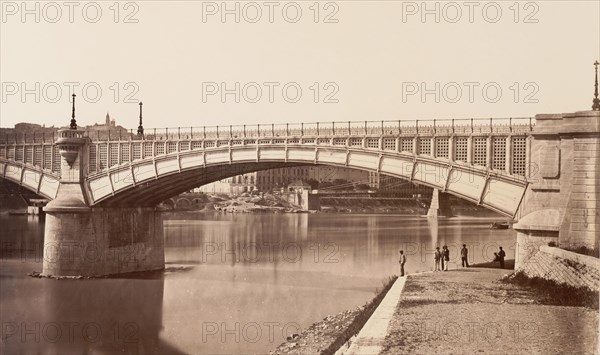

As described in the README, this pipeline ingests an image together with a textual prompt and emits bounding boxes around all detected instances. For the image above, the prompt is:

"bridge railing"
[0,131,59,144]
[0,117,534,144]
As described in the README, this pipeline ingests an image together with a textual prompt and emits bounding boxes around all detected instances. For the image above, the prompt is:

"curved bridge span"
[1,118,532,216]
[2,111,598,277]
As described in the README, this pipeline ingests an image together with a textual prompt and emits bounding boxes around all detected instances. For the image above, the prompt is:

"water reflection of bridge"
[0,268,184,354]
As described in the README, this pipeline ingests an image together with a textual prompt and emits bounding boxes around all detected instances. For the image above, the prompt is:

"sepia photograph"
[0,1,599,354]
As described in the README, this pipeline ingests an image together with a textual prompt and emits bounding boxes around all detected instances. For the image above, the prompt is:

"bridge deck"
[0,118,533,216]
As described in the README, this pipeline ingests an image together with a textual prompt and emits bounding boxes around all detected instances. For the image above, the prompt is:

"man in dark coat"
[498,246,506,269]
[399,250,406,276]
[461,244,469,267]
[442,245,450,271]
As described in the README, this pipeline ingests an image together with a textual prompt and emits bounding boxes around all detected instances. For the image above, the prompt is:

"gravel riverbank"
[270,277,397,355]
[382,268,599,354]
[269,307,365,354]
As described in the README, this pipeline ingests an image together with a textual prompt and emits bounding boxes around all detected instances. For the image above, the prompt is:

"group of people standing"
[434,245,453,271]
[398,244,506,276]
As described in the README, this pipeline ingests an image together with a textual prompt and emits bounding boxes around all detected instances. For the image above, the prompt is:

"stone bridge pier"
[42,129,164,277]
[427,189,453,218]
[513,110,600,269]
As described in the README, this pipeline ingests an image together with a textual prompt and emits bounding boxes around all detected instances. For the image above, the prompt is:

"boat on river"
[489,221,510,229]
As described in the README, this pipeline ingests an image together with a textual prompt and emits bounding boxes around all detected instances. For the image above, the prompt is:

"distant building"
[1,123,57,138]
[196,166,369,195]
[84,113,128,138]
[1,113,127,139]
[196,172,257,195]
[14,123,45,131]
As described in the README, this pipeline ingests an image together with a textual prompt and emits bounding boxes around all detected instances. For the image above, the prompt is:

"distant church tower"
[105,112,110,126]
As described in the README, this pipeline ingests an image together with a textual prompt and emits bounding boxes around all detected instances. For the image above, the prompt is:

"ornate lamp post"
[593,60,600,111]
[70,93,77,129]
[137,101,144,136]
[57,93,85,167]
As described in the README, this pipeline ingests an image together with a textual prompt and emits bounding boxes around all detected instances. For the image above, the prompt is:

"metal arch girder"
[443,162,455,193]
[83,143,528,216]
[97,161,309,207]
[478,171,492,205]
[0,138,529,216]
[0,159,60,200]
[138,163,304,206]
[96,166,215,207]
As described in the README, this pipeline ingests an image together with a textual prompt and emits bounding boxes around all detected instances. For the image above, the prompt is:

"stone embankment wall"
[517,245,600,291]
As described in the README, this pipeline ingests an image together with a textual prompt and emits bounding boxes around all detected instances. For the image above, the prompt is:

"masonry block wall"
[43,207,165,277]
[559,135,600,249]
[518,245,600,291]
[516,111,600,250]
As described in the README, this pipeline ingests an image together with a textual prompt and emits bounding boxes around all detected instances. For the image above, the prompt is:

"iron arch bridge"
[0,118,533,217]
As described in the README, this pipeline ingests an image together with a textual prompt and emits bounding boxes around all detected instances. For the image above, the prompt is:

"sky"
[1,0,599,130]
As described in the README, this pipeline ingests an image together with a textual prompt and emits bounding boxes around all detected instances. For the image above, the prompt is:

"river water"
[0,212,515,354]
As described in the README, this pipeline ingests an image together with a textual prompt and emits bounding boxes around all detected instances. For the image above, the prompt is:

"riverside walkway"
[344,268,598,354]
